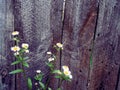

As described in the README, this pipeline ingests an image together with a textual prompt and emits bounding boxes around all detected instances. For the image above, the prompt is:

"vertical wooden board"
[0,0,6,89]
[89,0,120,90]
[12,0,24,90]
[13,0,52,89]
[62,0,98,90]
[50,0,64,89]
[0,0,15,90]
[13,0,63,90]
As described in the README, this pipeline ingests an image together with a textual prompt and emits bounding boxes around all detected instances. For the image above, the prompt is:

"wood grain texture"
[13,0,63,90]
[49,0,64,89]
[61,0,98,90]
[0,0,15,90]
[13,0,52,89]
[89,0,120,90]
[1,0,120,90]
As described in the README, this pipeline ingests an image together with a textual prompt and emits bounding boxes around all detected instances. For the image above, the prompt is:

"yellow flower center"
[56,43,63,48]
[11,46,20,52]
[64,70,71,76]
[22,43,29,49]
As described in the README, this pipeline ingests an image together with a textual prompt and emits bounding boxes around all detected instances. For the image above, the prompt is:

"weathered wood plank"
[61,0,98,90]
[12,0,23,89]
[89,0,120,90]
[49,0,64,89]
[13,0,63,90]
[3,0,120,90]
[13,0,52,89]
[0,0,15,90]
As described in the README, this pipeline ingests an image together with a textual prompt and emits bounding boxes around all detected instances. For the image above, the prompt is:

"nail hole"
[108,72,110,75]
[98,33,100,36]
[79,70,82,72]
[103,48,105,50]
[76,81,78,84]
[89,49,91,51]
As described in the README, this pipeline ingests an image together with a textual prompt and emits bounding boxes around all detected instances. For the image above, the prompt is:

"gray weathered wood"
[1,0,120,90]
[0,0,15,90]
[49,0,64,89]
[13,0,52,89]
[13,0,63,90]
[61,0,98,90]
[89,0,120,90]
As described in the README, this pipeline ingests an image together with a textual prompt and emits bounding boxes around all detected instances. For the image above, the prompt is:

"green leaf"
[55,75,61,79]
[11,60,21,65]
[34,74,43,81]
[63,75,71,81]
[52,70,61,74]
[9,69,23,74]
[22,62,29,67]
[27,78,32,90]
[19,49,25,53]
[18,56,23,61]
[15,55,20,60]
[48,87,52,90]
[90,55,93,68]
[23,57,29,60]
[46,62,54,68]
[57,88,61,90]
[39,82,45,89]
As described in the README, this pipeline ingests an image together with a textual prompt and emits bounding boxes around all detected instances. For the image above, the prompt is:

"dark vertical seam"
[58,0,66,88]
[12,0,17,90]
[115,66,120,90]
[60,0,66,70]
[87,1,100,89]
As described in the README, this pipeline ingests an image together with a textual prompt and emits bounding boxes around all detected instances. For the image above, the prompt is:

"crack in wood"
[87,1,100,89]
[115,66,120,90]
[60,0,66,70]
[58,0,66,88]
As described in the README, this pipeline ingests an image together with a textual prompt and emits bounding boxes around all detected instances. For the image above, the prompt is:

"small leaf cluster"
[10,31,32,90]
[10,31,30,74]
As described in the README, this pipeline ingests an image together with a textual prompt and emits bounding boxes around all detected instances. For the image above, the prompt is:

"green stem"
[22,64,27,80]
[45,70,53,90]
[22,67,27,82]
[21,64,29,90]
[45,77,50,90]
[58,79,63,90]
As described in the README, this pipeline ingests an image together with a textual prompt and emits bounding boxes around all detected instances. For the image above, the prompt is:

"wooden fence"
[0,0,120,90]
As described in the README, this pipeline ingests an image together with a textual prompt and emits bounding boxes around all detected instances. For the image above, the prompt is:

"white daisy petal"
[47,52,52,55]
[56,43,63,48]
[62,65,69,71]
[12,31,19,36]
[25,50,29,53]
[22,43,29,49]
[48,57,55,62]
[69,74,73,79]
[11,46,20,52]
[36,70,41,74]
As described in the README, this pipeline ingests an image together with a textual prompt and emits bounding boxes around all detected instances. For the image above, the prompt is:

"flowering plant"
[10,31,72,90]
